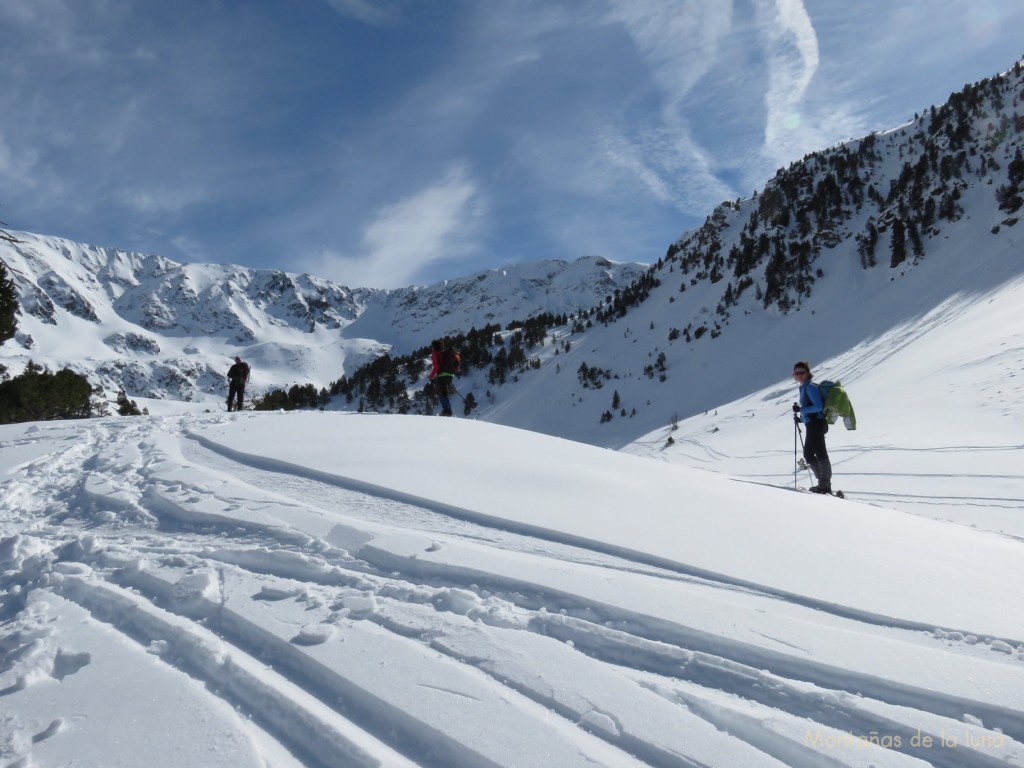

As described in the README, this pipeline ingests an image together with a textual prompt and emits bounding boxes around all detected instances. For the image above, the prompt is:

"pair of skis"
[735,478,846,499]
[803,488,846,499]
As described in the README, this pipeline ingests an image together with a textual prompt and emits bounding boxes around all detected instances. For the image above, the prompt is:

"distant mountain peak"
[0,232,646,405]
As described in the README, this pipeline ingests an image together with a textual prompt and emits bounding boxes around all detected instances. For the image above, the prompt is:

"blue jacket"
[798,380,825,424]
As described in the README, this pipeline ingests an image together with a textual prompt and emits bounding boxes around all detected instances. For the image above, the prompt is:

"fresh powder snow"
[2,357,1023,767]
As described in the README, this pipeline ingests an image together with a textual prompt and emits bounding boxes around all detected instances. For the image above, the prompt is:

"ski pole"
[793,416,799,490]
[450,385,478,412]
[794,418,814,485]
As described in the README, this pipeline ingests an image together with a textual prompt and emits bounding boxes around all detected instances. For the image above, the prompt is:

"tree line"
[253,313,571,415]
[1,228,105,424]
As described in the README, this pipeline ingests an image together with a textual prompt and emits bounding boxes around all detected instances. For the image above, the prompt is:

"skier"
[429,338,459,416]
[227,356,250,412]
[792,361,832,493]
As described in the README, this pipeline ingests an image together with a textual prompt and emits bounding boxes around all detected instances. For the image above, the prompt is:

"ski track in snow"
[3,415,1024,768]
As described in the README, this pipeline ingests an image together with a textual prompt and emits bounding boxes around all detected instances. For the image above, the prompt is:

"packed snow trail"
[1,412,1023,768]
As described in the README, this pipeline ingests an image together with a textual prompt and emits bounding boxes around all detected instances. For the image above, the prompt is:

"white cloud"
[323,0,399,26]
[596,125,735,216]
[603,0,847,204]
[0,0,111,66]
[120,185,209,217]
[606,0,733,116]
[299,165,484,288]
[0,132,32,184]
[755,0,823,166]
[597,1,742,208]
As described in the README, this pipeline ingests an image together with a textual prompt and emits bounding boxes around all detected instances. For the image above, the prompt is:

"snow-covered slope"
[455,60,1024,447]
[1,405,1022,768]
[476,203,1022,448]
[623,270,1024,536]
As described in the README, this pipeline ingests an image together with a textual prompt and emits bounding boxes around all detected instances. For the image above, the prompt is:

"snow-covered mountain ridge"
[0,233,645,401]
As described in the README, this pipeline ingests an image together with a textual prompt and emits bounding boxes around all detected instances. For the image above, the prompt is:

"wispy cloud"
[119,185,210,217]
[602,0,842,204]
[606,0,733,116]
[298,166,484,289]
[599,1,744,208]
[0,131,40,191]
[585,0,753,225]
[754,0,823,167]
[0,0,102,62]
[323,0,400,26]
[604,125,737,212]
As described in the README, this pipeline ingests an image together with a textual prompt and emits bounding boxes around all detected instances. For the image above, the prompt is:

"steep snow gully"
[1,412,1023,768]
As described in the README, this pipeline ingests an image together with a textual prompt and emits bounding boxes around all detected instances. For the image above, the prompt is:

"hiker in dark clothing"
[227,356,250,412]
[793,360,831,493]
[429,339,458,416]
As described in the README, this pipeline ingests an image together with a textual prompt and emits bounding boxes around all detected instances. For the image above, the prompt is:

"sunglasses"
[793,370,808,377]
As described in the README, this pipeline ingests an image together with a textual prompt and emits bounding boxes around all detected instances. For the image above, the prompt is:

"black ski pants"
[803,418,831,486]
[228,380,246,412]
[432,375,454,415]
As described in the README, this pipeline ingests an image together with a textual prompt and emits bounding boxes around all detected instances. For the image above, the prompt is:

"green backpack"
[817,380,857,430]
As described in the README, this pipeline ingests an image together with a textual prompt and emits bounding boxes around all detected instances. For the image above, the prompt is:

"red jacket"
[429,348,442,380]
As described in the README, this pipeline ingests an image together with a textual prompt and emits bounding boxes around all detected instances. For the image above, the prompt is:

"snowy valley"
[1,59,1024,768]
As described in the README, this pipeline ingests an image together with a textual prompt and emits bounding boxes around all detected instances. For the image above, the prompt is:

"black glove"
[792,403,800,414]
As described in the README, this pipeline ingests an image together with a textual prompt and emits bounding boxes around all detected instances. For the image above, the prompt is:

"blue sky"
[1,1,1022,288]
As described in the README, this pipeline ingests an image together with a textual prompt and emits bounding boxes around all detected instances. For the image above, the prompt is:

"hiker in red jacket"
[429,339,460,416]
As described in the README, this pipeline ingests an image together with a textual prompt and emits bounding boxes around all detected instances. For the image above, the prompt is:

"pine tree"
[857,221,879,269]
[996,148,1024,213]
[889,218,907,268]
[116,390,143,416]
[0,361,95,424]
[0,259,16,345]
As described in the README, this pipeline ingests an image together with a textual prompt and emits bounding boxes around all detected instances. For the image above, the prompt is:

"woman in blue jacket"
[793,361,832,493]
